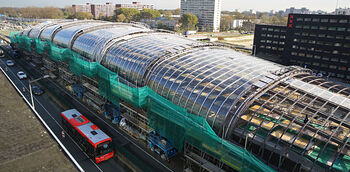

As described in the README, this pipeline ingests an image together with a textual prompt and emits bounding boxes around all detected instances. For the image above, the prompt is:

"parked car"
[17,71,27,79]
[6,60,14,66]
[32,85,44,96]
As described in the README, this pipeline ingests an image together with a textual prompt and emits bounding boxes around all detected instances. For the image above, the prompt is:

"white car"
[6,60,14,66]
[17,71,27,79]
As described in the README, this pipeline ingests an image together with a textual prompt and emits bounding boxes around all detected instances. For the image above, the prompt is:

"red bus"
[61,109,114,163]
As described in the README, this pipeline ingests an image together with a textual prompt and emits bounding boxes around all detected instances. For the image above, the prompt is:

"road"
[0,45,174,172]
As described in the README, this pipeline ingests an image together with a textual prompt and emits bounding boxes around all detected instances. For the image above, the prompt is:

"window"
[321,64,328,68]
[336,35,344,39]
[301,39,307,43]
[337,27,346,31]
[314,55,321,59]
[296,18,303,22]
[322,57,330,61]
[268,28,274,31]
[291,52,298,55]
[327,35,335,39]
[295,25,302,29]
[313,62,320,66]
[346,36,350,40]
[308,40,316,44]
[318,34,326,38]
[272,47,277,50]
[311,26,318,30]
[304,18,311,22]
[312,18,320,22]
[303,25,310,29]
[307,54,313,58]
[309,33,317,37]
[302,32,308,36]
[292,45,299,49]
[280,35,286,39]
[273,35,279,38]
[339,19,348,23]
[333,50,339,55]
[279,42,285,45]
[300,46,306,50]
[329,65,337,69]
[308,47,315,51]
[321,18,329,22]
[259,45,265,48]
[330,19,338,23]
[281,29,286,33]
[260,40,266,43]
[340,59,348,63]
[337,74,345,78]
[262,27,267,31]
[274,29,280,32]
[328,27,336,31]
[334,43,342,47]
[266,40,272,43]
[278,48,284,51]
[266,46,271,49]
[294,32,301,36]
[261,34,266,37]
[344,44,350,48]
[331,58,338,62]
[320,26,327,30]
[317,41,324,45]
[299,53,305,57]
[267,34,273,37]
[293,38,299,42]
[272,41,278,44]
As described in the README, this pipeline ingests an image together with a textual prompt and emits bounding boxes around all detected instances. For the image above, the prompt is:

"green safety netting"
[12,33,275,172]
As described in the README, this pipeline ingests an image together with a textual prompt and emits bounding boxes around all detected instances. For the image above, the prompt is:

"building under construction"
[11,20,350,172]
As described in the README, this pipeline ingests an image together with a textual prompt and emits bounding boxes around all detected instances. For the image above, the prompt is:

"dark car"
[32,85,44,96]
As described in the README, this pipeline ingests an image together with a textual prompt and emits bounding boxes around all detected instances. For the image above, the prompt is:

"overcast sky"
[1,0,349,12]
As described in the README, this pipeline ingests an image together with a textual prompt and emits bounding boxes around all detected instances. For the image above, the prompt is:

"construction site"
[9,20,350,172]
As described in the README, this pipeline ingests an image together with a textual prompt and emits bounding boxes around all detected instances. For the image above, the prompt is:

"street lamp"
[29,75,49,109]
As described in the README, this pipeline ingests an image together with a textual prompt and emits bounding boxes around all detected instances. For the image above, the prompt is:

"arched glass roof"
[102,33,200,85]
[72,26,151,62]
[147,47,282,131]
[53,22,107,48]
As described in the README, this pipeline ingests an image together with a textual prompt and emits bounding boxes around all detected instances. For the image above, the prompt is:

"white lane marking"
[0,59,102,172]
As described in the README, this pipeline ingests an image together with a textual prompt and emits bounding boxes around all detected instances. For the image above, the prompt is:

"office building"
[180,0,222,32]
[253,14,350,81]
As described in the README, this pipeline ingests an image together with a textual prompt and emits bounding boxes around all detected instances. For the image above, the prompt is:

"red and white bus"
[61,109,114,163]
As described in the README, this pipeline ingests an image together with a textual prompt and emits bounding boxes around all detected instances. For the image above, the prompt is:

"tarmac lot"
[0,71,76,171]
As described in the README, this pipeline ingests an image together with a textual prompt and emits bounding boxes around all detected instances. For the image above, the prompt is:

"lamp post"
[29,75,49,109]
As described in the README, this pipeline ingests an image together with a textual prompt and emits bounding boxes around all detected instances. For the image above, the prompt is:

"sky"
[0,0,349,12]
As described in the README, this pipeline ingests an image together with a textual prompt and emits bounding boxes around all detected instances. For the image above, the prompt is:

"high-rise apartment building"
[115,2,154,10]
[91,3,115,18]
[72,3,92,14]
[72,2,153,19]
[180,0,222,32]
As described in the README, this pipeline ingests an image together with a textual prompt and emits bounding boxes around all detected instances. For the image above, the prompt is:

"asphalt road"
[0,46,174,172]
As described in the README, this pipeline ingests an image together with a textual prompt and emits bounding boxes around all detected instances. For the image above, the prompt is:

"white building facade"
[180,0,222,32]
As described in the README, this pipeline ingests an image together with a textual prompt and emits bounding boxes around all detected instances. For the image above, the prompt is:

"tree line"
[220,11,288,32]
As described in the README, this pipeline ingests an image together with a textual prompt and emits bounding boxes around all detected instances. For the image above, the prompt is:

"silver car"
[17,71,27,79]
[6,60,14,66]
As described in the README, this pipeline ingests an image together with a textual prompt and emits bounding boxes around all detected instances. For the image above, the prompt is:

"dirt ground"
[0,71,76,172]
[218,34,254,49]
